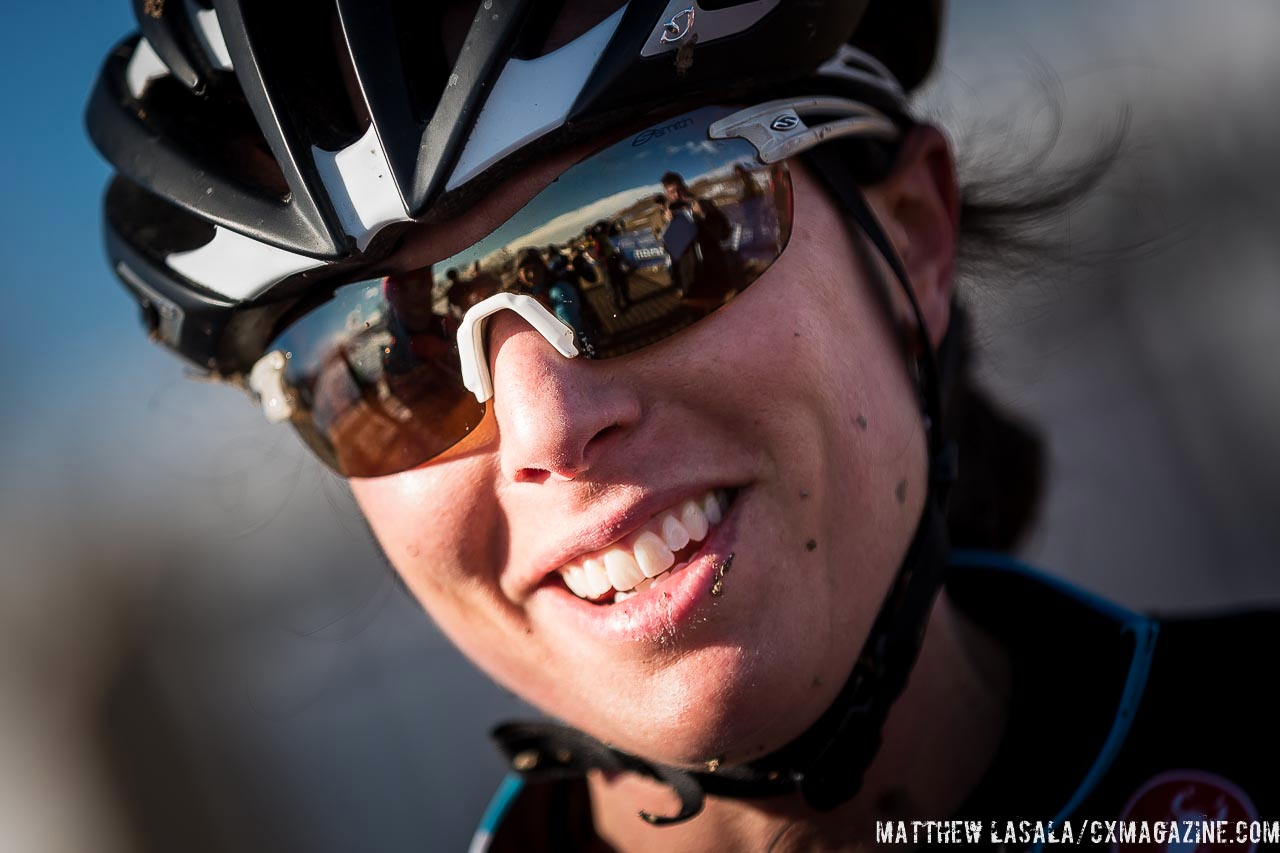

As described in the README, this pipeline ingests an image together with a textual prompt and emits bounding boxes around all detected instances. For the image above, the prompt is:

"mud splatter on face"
[805,539,817,551]
[895,479,908,504]
[709,553,735,596]
[856,414,868,431]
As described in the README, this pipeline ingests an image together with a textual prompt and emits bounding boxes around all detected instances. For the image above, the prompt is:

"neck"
[587,592,1012,852]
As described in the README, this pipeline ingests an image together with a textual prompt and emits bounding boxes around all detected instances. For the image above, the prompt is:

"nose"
[487,311,641,484]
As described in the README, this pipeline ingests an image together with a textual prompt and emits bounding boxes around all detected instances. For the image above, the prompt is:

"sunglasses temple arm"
[457,292,580,403]
[709,96,900,165]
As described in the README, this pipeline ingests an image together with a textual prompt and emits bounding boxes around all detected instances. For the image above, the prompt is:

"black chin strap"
[491,146,959,825]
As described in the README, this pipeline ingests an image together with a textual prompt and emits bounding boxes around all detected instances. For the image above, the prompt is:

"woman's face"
[351,158,943,768]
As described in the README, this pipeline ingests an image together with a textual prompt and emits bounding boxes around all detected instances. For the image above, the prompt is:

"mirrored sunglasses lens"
[434,108,792,361]
[272,106,793,476]
[271,274,485,477]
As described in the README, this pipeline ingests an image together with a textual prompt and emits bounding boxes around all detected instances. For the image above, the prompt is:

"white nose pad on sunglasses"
[457,292,580,403]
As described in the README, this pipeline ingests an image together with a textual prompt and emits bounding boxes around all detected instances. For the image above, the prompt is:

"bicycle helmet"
[87,0,940,375]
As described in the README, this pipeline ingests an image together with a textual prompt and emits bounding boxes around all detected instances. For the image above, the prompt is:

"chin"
[553,628,850,769]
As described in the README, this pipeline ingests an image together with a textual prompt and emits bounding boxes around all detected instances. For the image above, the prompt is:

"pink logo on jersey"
[1114,770,1257,853]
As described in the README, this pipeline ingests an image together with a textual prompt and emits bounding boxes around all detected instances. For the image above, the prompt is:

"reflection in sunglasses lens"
[267,107,794,477]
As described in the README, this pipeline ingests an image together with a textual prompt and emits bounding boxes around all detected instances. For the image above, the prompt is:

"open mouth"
[556,489,737,605]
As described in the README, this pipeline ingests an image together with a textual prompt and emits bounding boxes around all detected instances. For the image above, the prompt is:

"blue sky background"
[1,3,142,484]
[2,2,132,368]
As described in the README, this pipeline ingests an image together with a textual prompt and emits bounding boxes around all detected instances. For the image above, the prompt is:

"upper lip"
[508,483,736,600]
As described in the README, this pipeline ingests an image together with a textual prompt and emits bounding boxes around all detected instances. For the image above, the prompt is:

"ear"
[866,125,959,350]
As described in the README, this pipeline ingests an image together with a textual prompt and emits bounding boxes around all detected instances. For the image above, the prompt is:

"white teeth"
[663,563,688,581]
[632,531,675,578]
[619,575,661,602]
[680,499,709,542]
[562,564,589,598]
[604,550,645,592]
[582,558,613,599]
[660,514,690,552]
[555,490,732,601]
[703,493,722,525]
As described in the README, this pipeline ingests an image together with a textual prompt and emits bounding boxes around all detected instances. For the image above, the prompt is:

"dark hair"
[938,304,1044,550]
[516,247,546,271]
[660,171,687,189]
[940,114,1125,550]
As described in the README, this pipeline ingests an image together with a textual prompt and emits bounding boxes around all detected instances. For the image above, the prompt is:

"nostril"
[514,461,584,484]
[511,421,625,485]
[514,467,553,485]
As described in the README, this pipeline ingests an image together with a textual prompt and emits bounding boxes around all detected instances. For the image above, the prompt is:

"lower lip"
[530,495,743,644]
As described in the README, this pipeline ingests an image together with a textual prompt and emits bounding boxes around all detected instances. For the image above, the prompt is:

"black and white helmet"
[86,0,940,376]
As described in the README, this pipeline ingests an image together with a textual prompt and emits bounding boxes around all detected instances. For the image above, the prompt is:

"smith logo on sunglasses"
[632,117,696,147]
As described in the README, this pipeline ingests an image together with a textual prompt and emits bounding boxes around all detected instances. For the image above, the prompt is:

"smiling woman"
[83,1,1280,851]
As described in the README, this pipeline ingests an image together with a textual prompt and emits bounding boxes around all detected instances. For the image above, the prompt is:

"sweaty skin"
[351,128,1011,850]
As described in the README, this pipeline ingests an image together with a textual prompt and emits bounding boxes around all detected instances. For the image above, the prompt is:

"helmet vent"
[140,73,291,199]
[389,0,457,127]
[235,1,368,153]
[107,176,217,258]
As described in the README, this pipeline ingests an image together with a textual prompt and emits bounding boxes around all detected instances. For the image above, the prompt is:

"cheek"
[351,459,506,625]
[707,175,921,497]
[785,220,925,579]
[353,464,562,698]
[703,175,927,652]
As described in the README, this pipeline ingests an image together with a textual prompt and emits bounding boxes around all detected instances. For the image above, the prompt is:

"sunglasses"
[247,102,898,477]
